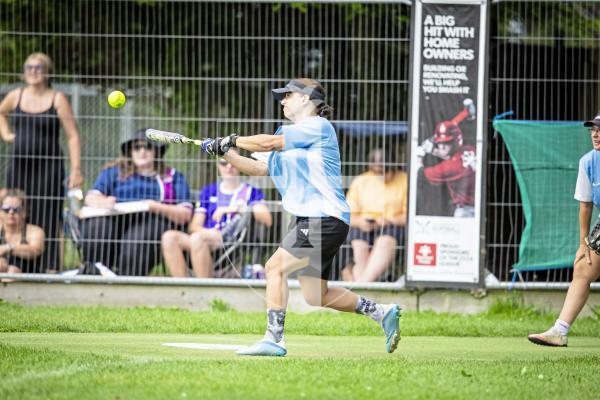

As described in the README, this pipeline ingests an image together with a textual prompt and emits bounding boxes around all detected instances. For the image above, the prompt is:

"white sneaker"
[527,326,568,347]
[95,262,117,277]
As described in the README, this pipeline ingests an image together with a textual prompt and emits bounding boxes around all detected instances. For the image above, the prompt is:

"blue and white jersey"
[268,116,350,224]
[575,149,600,208]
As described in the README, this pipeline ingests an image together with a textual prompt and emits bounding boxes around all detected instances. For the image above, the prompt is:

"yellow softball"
[107,90,126,109]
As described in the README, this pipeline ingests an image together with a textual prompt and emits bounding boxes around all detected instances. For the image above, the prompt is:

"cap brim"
[121,140,167,156]
[272,87,291,101]
[584,119,600,127]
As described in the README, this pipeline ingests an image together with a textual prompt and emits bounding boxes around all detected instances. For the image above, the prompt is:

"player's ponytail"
[317,103,334,119]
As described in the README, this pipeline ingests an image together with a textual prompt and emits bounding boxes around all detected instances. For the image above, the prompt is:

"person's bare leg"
[250,247,309,346]
[356,235,397,282]
[8,265,21,274]
[161,230,191,277]
[298,276,358,311]
[1,264,21,283]
[236,247,308,354]
[189,229,221,278]
[297,275,401,353]
[341,262,354,282]
[0,257,7,273]
[528,252,600,347]
[350,239,370,281]
[558,254,600,324]
[264,247,309,310]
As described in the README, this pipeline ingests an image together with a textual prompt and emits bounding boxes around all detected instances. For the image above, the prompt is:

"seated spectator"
[80,128,193,276]
[342,148,407,282]
[162,150,272,278]
[0,189,45,278]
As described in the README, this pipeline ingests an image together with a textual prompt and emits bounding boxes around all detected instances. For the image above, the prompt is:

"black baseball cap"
[272,79,325,102]
[584,114,600,128]
[120,128,167,157]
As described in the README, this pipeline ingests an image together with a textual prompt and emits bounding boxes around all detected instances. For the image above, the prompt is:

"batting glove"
[218,134,238,155]
[421,138,434,154]
[200,138,218,156]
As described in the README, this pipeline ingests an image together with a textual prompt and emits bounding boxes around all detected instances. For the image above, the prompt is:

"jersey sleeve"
[281,122,321,150]
[423,154,466,184]
[195,185,211,215]
[574,157,592,202]
[91,167,117,196]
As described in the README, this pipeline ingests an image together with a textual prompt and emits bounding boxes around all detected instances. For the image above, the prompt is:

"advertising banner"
[406,0,488,287]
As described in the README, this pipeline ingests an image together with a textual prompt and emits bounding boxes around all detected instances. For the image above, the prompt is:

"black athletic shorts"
[280,216,349,280]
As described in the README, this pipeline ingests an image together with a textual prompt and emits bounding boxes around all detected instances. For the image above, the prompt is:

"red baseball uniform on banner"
[423,144,476,207]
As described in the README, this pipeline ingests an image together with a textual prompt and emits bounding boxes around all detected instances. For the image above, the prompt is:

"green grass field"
[1,298,599,399]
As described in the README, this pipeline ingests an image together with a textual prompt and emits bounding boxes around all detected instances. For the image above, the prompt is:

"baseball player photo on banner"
[406,0,489,287]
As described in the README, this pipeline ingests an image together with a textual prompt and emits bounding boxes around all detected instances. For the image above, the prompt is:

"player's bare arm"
[222,150,269,176]
[145,201,192,226]
[84,191,117,209]
[11,224,45,259]
[55,91,84,188]
[0,89,18,142]
[235,134,284,152]
[576,201,593,265]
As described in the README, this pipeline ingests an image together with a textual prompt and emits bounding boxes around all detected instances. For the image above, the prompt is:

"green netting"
[493,120,591,271]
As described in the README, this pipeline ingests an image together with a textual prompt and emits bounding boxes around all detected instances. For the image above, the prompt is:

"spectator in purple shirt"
[81,128,193,275]
[162,149,272,278]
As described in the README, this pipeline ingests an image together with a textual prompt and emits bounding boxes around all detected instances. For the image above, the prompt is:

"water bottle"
[241,264,253,279]
[252,264,265,279]
[68,188,84,216]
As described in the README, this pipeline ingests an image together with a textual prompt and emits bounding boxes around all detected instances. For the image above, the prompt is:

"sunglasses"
[1,206,23,214]
[23,64,46,73]
[132,142,154,151]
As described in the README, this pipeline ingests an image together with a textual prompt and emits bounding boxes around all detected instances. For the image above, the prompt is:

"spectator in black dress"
[0,52,83,272]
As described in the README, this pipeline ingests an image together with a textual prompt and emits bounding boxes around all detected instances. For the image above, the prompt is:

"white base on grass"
[162,343,247,351]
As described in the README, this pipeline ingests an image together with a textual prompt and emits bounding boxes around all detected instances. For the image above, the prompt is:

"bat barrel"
[145,129,183,144]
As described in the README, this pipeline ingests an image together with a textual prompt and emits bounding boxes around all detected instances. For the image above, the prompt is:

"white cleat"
[236,339,287,357]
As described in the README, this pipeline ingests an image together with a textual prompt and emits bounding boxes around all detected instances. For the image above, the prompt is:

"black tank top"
[0,224,28,246]
[1,224,38,273]
[12,88,62,157]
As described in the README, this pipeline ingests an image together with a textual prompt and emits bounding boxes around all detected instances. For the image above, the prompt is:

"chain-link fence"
[0,1,411,281]
[0,0,598,283]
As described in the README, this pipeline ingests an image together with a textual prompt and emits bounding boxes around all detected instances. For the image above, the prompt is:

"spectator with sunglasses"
[80,128,193,276]
[0,189,45,279]
[162,148,272,278]
[0,52,83,272]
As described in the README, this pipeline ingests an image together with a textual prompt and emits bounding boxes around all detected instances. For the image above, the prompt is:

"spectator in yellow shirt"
[343,148,407,282]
